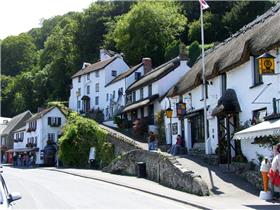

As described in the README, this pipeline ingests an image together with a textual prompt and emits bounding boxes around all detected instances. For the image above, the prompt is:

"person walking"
[270,143,280,200]
[148,131,156,151]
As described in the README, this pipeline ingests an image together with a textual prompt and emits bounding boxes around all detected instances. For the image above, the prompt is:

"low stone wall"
[103,149,209,196]
[220,162,263,190]
[100,125,142,156]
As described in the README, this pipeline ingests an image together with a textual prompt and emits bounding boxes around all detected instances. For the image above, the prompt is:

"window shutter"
[48,117,51,125]
[58,117,61,126]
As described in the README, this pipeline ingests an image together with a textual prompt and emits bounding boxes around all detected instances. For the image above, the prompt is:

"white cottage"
[123,51,190,133]
[164,3,280,163]
[69,49,129,118]
[104,60,146,121]
[19,106,67,165]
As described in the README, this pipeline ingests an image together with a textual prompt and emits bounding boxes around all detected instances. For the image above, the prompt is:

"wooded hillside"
[0,0,274,117]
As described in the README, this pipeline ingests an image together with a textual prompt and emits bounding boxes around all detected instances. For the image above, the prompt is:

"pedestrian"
[170,135,184,156]
[13,154,18,167]
[260,157,271,192]
[148,131,156,151]
[269,143,280,200]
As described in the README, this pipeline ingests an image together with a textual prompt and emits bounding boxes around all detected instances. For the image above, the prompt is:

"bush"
[86,108,104,123]
[58,112,114,168]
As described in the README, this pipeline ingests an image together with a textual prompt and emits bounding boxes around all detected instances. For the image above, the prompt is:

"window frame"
[112,70,117,77]
[95,96,99,105]
[95,83,99,92]
[86,85,90,94]
[148,85,152,97]
[252,56,263,87]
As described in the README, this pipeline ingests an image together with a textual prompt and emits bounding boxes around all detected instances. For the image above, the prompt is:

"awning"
[212,89,241,117]
[234,119,280,140]
[6,147,39,153]
[122,94,159,113]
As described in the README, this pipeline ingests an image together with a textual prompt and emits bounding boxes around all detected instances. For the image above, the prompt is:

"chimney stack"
[142,58,152,74]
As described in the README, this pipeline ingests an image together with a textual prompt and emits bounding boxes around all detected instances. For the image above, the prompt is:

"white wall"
[163,49,280,161]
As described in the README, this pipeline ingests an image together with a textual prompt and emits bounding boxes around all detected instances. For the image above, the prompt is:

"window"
[95,70,99,77]
[252,108,267,125]
[78,76,81,83]
[48,117,61,127]
[148,85,152,96]
[201,82,208,100]
[135,72,141,80]
[87,85,90,94]
[95,96,99,105]
[132,91,136,102]
[221,73,227,95]
[112,70,117,77]
[87,73,90,80]
[95,83,99,92]
[106,94,109,101]
[48,133,55,142]
[113,91,115,99]
[118,88,123,96]
[78,101,81,109]
[252,56,263,86]
[140,88,144,99]
[28,121,37,131]
[126,94,132,104]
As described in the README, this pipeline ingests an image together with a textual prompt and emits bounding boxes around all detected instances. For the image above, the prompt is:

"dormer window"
[135,72,141,80]
[78,76,81,83]
[112,70,117,77]
[87,73,90,80]
[95,70,99,78]
[48,117,61,127]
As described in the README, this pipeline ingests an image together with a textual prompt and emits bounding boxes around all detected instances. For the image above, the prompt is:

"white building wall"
[104,57,129,86]
[163,50,280,161]
[126,66,144,88]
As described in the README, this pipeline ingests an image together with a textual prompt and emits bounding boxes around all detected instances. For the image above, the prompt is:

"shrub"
[58,112,114,168]
[86,108,104,123]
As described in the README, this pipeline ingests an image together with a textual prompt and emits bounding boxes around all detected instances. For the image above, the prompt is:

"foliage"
[1,33,37,76]
[164,40,180,62]
[113,116,122,127]
[58,112,114,168]
[155,111,166,145]
[107,0,187,66]
[188,41,201,66]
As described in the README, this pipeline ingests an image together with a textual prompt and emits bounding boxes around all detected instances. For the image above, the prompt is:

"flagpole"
[200,5,208,154]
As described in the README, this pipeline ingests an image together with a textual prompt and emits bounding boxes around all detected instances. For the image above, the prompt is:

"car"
[0,166,21,209]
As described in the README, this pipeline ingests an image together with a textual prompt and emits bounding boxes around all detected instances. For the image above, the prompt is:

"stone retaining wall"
[103,149,209,196]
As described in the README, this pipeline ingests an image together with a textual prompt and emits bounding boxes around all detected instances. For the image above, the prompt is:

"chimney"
[82,62,91,70]
[142,58,152,74]
[179,43,188,61]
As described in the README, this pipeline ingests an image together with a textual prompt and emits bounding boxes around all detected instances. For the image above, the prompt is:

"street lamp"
[257,52,275,75]
[166,107,173,145]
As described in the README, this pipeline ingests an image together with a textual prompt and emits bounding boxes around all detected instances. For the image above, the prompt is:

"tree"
[188,11,225,43]
[188,41,201,67]
[107,0,187,66]
[1,33,37,76]
[222,1,275,36]
[164,40,180,62]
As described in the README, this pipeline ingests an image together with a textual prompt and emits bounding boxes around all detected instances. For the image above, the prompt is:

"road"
[3,166,192,209]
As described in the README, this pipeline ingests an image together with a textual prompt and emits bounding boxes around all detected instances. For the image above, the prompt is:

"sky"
[0,0,95,39]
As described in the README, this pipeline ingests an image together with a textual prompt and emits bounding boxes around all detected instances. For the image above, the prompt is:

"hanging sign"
[257,53,275,75]
[176,102,186,117]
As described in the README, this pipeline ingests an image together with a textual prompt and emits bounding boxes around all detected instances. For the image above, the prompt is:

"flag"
[199,0,209,10]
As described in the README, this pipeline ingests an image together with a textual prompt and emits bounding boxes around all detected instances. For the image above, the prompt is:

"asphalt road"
[3,166,192,209]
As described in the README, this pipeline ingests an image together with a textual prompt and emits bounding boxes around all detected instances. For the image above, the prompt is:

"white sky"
[0,0,95,39]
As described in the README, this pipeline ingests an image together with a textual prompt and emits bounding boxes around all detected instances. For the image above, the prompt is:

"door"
[190,111,205,147]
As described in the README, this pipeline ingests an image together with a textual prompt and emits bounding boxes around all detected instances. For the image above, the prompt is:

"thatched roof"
[127,57,180,93]
[168,3,280,97]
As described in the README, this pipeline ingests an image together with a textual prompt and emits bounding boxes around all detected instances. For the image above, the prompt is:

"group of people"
[147,132,184,155]
[13,153,36,167]
[260,143,280,200]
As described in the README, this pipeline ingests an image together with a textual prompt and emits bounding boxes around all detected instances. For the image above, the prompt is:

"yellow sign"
[257,53,275,75]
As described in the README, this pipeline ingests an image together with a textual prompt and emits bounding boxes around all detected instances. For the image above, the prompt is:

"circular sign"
[264,59,272,70]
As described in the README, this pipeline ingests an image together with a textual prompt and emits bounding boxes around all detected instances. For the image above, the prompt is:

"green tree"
[164,40,180,62]
[1,33,37,76]
[107,0,187,66]
[188,41,201,67]
[222,1,275,36]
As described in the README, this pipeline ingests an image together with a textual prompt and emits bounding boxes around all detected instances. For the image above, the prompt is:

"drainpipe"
[168,98,172,145]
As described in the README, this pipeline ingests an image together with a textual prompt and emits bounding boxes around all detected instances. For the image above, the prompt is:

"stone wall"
[103,149,209,196]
